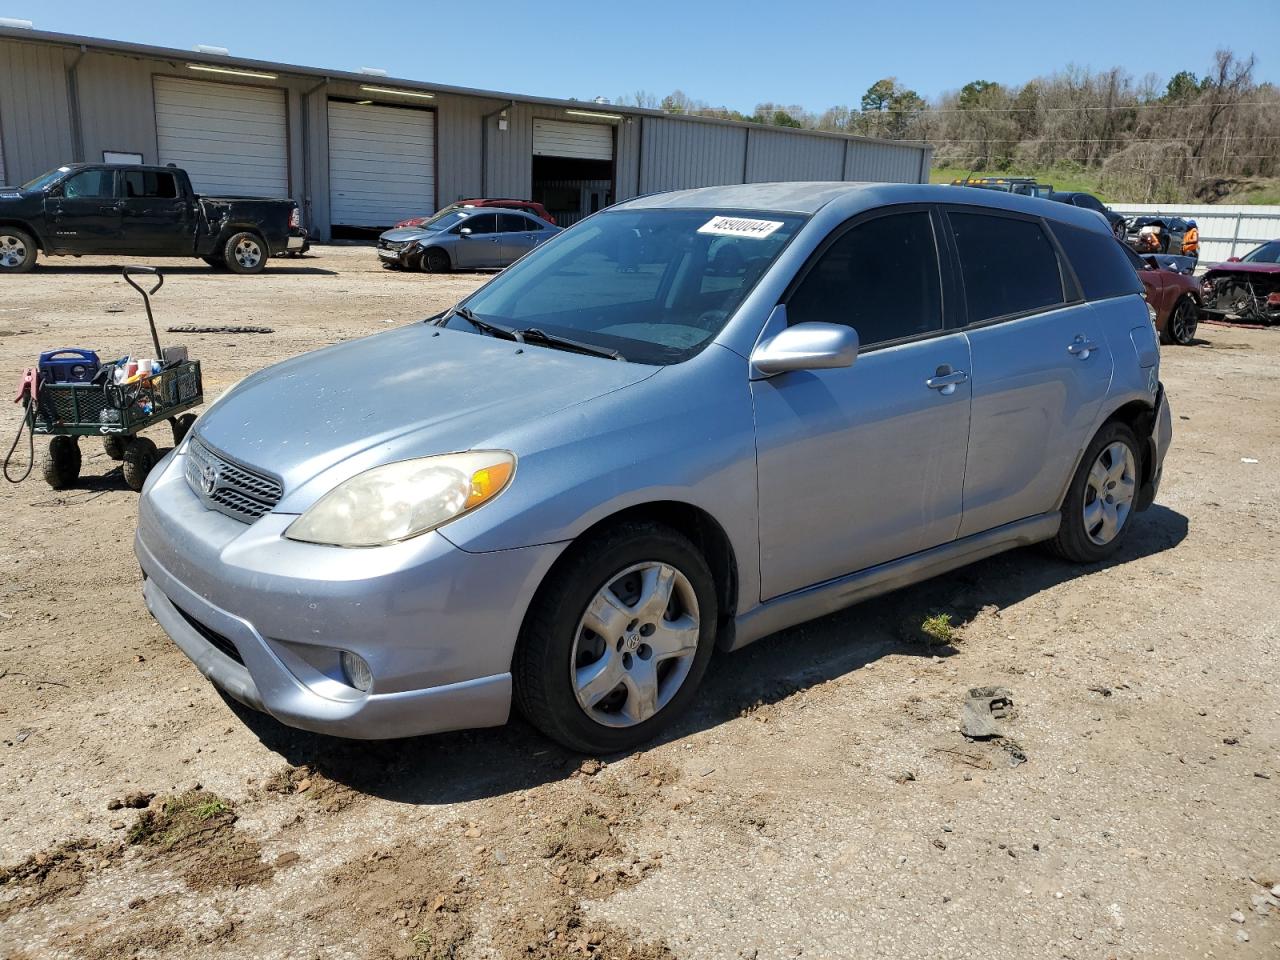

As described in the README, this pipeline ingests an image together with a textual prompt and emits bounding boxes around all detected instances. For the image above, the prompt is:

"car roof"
[616,181,1115,234]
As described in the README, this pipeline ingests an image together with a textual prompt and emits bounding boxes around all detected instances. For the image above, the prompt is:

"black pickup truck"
[0,163,302,275]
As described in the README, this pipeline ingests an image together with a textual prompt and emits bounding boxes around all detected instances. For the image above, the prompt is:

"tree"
[860,78,898,114]
[1163,70,1201,102]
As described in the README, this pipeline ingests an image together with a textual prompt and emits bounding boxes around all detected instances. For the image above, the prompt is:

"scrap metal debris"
[167,324,274,334]
[961,686,1014,739]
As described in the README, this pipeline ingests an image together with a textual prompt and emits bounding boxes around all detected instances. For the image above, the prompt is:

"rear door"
[496,213,541,264]
[752,206,973,599]
[118,169,192,255]
[452,213,500,268]
[947,209,1114,537]
[46,168,120,253]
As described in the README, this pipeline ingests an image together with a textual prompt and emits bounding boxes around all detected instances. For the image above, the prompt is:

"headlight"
[285,451,515,547]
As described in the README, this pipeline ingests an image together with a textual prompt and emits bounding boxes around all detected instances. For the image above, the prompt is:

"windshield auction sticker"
[697,216,785,239]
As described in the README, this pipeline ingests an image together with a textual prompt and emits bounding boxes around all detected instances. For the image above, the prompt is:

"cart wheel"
[170,413,197,446]
[122,437,158,492]
[103,435,127,461]
[42,436,81,489]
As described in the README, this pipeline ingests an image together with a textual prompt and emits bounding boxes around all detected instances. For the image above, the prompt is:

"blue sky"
[4,0,1277,110]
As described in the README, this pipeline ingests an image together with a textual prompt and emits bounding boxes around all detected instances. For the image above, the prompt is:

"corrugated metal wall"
[0,33,932,240]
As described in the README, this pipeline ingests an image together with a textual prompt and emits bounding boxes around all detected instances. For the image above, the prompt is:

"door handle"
[1067,335,1099,358]
[926,367,969,395]
[99,203,122,213]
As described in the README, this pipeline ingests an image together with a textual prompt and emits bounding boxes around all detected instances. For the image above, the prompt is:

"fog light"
[340,651,373,693]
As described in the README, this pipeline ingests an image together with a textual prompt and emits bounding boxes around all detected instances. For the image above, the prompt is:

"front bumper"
[1138,382,1173,510]
[377,245,417,267]
[135,450,563,739]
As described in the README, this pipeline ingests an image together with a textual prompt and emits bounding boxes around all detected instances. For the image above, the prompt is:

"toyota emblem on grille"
[199,461,220,496]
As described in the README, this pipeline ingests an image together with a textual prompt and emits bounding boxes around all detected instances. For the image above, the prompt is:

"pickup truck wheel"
[420,248,450,273]
[223,232,268,275]
[0,228,37,274]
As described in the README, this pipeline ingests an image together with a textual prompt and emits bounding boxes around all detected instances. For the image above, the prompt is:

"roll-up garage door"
[154,76,288,197]
[533,119,613,160]
[0,121,7,185]
[327,101,435,228]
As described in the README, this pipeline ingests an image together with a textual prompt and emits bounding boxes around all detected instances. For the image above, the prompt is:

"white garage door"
[328,101,435,228]
[533,119,613,160]
[154,76,288,197]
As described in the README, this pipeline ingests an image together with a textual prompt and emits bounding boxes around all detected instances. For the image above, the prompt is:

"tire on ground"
[222,232,268,275]
[513,520,719,754]
[42,436,81,489]
[1162,296,1199,346]
[0,227,38,274]
[122,436,159,492]
[103,435,127,461]
[420,247,450,273]
[1046,421,1141,564]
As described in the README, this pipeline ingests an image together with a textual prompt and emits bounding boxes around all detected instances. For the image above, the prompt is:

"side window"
[460,214,497,235]
[499,213,531,233]
[122,171,178,200]
[787,211,943,347]
[1049,222,1144,300]
[61,169,114,199]
[949,212,1065,323]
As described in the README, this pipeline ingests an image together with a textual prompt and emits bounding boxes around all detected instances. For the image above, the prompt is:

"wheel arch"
[0,220,43,251]
[420,244,452,269]
[1061,398,1158,513]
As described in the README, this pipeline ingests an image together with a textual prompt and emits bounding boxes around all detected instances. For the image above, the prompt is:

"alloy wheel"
[1083,441,1136,546]
[570,561,700,728]
[1170,299,1198,344]
[234,238,262,269]
[0,234,27,268]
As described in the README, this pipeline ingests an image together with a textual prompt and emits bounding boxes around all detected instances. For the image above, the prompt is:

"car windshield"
[1242,241,1280,264]
[446,207,807,364]
[417,207,469,230]
[20,166,72,192]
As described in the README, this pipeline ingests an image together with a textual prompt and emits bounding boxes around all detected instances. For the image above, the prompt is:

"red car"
[1200,240,1280,325]
[395,199,556,230]
[1121,242,1201,345]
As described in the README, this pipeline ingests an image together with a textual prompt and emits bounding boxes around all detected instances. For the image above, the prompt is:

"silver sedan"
[376,208,561,272]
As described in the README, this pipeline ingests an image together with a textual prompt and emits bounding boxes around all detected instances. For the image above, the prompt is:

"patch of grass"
[932,165,1113,201]
[920,613,957,646]
[127,790,236,851]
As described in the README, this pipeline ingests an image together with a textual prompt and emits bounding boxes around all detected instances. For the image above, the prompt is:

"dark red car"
[1200,240,1280,325]
[395,199,556,230]
[1121,242,1201,345]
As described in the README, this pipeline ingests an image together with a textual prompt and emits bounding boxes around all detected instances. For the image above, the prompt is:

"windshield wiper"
[517,328,624,361]
[450,306,520,341]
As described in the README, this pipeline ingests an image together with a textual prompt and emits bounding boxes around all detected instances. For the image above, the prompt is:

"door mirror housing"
[459,227,473,236]
[750,320,859,379]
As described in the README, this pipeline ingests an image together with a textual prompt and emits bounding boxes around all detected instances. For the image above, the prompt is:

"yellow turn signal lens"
[466,461,514,509]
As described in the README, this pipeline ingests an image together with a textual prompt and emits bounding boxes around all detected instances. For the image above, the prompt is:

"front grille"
[184,436,283,522]
[378,239,406,252]
[173,602,244,665]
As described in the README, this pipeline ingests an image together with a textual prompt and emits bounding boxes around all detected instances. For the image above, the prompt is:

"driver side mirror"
[459,227,473,237]
[1226,256,1241,263]
[750,320,859,378]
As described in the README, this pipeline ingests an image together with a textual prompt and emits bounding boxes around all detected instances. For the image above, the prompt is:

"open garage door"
[327,100,435,231]
[532,119,614,227]
[154,76,288,197]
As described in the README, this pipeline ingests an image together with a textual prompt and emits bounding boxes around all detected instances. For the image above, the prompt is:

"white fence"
[1111,204,1280,263]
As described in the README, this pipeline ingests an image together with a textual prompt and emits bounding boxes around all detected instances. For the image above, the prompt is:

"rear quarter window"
[1050,221,1143,300]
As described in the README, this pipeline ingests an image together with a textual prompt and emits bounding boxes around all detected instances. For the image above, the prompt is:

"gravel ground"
[0,245,1277,960]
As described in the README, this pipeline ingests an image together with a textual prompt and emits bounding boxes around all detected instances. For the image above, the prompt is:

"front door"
[117,169,191,255]
[943,209,1115,537]
[752,208,972,600]
[45,168,120,253]
[452,213,501,268]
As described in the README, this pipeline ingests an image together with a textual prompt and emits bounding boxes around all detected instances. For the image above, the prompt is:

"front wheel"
[122,436,158,492]
[419,248,450,273]
[0,228,37,274]
[223,232,268,275]
[1047,422,1141,564]
[1163,296,1199,346]
[42,436,81,489]
[514,522,718,753]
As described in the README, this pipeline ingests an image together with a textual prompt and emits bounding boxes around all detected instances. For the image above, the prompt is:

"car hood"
[380,226,440,243]
[193,324,658,511]
[1205,261,1280,276]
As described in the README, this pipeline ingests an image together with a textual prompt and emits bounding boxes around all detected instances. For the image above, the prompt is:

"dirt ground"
[0,245,1277,960]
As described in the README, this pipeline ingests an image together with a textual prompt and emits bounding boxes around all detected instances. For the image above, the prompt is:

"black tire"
[514,521,718,754]
[222,232,268,275]
[103,435,127,461]
[122,436,158,492]
[0,227,38,274]
[1162,296,1199,346]
[1047,422,1141,564]
[170,413,197,446]
[42,436,81,489]
[419,247,450,273]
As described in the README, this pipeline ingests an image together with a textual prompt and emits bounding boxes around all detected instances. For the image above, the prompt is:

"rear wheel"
[0,228,37,274]
[223,232,268,275]
[103,435,127,461]
[420,248,450,273]
[1047,422,1140,564]
[514,522,718,753]
[1163,296,1199,346]
[42,436,81,489]
[122,436,158,492]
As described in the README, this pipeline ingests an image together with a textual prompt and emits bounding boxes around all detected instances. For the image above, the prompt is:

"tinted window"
[460,213,497,235]
[1049,222,1143,300]
[121,171,177,199]
[61,169,114,199]
[787,211,942,347]
[1243,241,1280,264]
[949,213,1064,322]
[1075,194,1106,213]
[499,213,532,233]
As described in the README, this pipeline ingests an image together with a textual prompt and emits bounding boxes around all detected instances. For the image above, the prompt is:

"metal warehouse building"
[0,26,933,240]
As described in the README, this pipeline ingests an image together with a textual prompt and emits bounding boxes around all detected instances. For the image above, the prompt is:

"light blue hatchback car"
[136,182,1172,753]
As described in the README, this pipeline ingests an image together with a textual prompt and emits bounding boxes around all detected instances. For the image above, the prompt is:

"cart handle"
[122,266,165,359]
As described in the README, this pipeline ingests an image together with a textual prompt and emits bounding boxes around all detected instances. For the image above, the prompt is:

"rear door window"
[948,212,1065,323]
[1049,222,1143,300]
[499,213,532,233]
[787,210,943,348]
[121,171,178,199]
